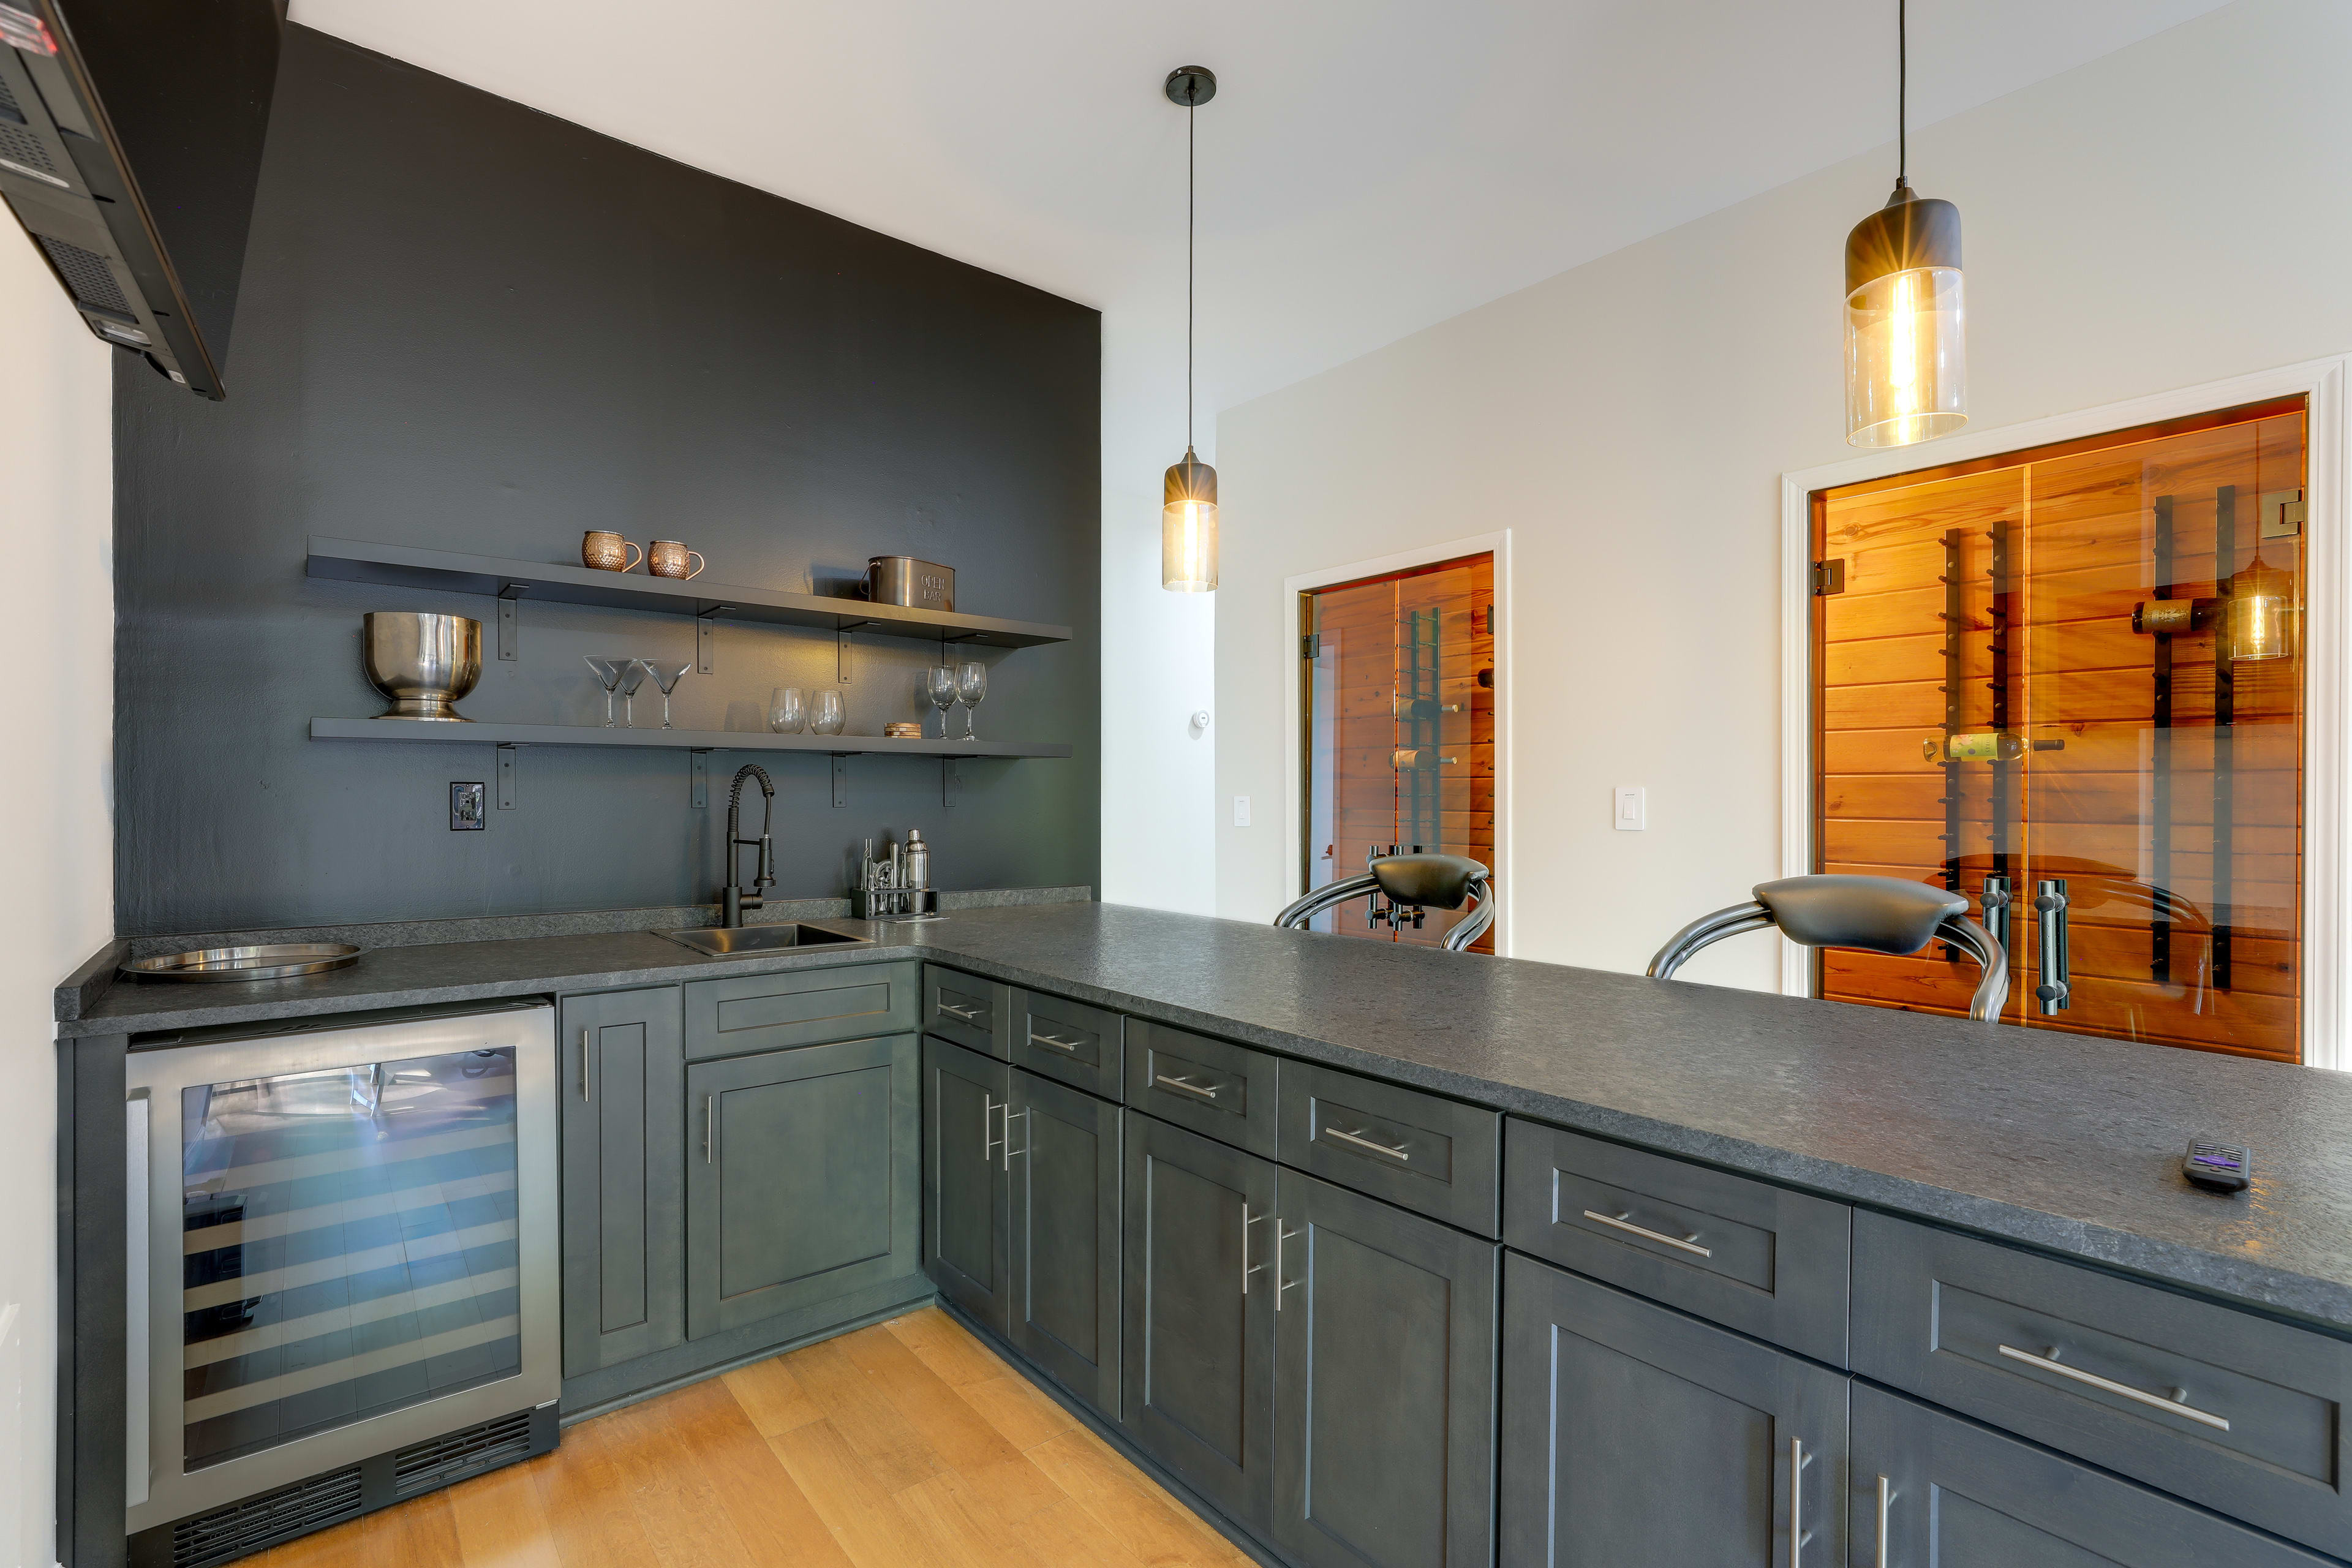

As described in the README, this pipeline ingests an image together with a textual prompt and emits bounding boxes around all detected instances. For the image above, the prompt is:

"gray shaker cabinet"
[1500,1251,1848,1568]
[1008,1068,1122,1420]
[559,987,686,1376]
[923,1037,1014,1335]
[684,1032,920,1340]
[1122,1109,1281,1534]
[1850,1383,2338,1568]
[1272,1169,1498,1568]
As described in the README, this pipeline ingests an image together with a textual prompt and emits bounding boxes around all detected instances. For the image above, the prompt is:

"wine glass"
[584,657,627,726]
[617,659,650,727]
[810,689,845,736]
[644,661,692,729]
[769,686,805,734]
[924,666,959,739]
[956,660,987,740]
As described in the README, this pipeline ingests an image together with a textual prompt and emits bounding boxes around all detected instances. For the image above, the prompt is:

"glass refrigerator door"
[127,1008,558,1532]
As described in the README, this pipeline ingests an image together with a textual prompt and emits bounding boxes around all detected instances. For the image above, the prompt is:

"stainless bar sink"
[654,923,870,956]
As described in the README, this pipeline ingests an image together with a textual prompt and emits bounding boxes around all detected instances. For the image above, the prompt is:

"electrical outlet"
[1233,794,1253,827]
[1614,786,1646,831]
[451,782,486,831]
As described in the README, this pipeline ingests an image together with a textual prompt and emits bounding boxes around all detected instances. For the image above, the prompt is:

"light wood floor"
[249,1307,1254,1568]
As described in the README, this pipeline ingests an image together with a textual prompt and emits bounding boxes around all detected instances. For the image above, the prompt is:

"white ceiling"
[292,0,2233,484]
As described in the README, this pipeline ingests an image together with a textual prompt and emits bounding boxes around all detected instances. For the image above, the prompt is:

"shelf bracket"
[696,605,730,676]
[944,757,963,809]
[496,584,526,662]
[690,748,710,809]
[835,620,871,684]
[497,744,518,810]
[832,755,848,808]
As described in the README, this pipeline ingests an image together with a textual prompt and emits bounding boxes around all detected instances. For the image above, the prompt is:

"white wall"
[0,225,114,1564]
[1213,0,2352,987]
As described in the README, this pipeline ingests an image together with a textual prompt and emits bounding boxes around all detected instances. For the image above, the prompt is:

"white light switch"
[1233,794,1253,827]
[1614,786,1646,831]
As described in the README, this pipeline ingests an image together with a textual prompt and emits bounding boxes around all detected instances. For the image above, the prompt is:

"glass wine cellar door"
[1815,401,2306,1060]
[1300,552,1496,952]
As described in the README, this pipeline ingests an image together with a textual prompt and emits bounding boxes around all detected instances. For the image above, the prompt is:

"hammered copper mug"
[648,540,706,580]
[582,530,641,572]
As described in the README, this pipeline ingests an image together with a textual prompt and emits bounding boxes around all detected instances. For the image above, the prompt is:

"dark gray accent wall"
[113,26,1099,936]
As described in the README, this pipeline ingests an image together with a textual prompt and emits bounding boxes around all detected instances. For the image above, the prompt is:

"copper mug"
[581,530,641,572]
[648,540,706,580]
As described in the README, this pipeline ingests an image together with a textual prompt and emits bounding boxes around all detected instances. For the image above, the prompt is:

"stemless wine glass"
[924,666,959,739]
[810,689,845,736]
[644,661,692,729]
[617,660,650,727]
[956,660,987,739]
[768,686,806,734]
[584,656,627,727]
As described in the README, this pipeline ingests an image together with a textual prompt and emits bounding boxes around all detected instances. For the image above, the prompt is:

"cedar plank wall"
[1306,556,1496,952]
[1815,412,2305,1061]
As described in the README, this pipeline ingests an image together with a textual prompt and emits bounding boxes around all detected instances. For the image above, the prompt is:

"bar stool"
[1647,874,2009,1021]
[1274,853,1494,952]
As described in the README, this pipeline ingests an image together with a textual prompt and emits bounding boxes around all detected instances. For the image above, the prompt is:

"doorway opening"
[1812,397,2308,1060]
[1298,552,1496,952]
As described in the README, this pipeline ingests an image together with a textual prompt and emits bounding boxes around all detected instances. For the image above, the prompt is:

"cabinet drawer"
[1123,1020,1277,1158]
[1853,1209,2352,1558]
[1503,1118,1850,1365]
[1277,1060,1499,1235]
[1013,989,1123,1099]
[685,962,916,1060]
[924,963,1011,1058]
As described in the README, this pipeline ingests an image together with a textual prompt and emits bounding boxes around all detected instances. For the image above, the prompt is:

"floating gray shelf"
[309,717,1072,758]
[306,536,1073,654]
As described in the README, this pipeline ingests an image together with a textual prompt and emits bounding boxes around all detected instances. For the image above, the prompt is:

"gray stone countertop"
[61,901,2352,1333]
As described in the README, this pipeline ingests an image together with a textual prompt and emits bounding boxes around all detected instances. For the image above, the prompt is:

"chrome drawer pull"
[1155,1072,1220,1102]
[938,1000,984,1022]
[1788,1436,1812,1562]
[1323,1125,1410,1162]
[579,1028,592,1102]
[1874,1474,1893,1568]
[1996,1343,2231,1431]
[1582,1208,1713,1257]
[1276,1221,1301,1310]
[1242,1203,1272,1294]
[1029,1031,1084,1054]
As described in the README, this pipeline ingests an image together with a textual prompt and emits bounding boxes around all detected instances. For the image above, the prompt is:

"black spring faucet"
[723,765,775,927]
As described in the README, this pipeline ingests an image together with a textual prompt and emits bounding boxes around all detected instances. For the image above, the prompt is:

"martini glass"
[584,657,627,726]
[617,659,650,727]
[644,661,692,728]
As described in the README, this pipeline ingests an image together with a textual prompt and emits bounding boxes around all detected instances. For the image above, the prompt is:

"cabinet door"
[1008,1068,1121,1419]
[559,987,685,1376]
[685,1033,919,1340]
[1850,1383,2337,1568]
[1501,1252,1848,1568]
[1122,1110,1279,1531]
[924,1038,1011,1335]
[1273,1169,1498,1568]
[1012,988,1124,1099]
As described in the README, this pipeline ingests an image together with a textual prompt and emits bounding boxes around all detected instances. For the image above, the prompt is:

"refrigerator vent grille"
[170,1465,363,1568]
[0,119,54,174]
[37,234,129,316]
[393,1409,536,1498]
[0,70,23,123]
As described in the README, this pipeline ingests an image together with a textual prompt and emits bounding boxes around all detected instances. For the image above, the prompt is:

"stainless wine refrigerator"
[123,1001,561,1566]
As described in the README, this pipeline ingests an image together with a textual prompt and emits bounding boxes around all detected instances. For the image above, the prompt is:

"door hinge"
[1301,633,1321,660]
[1812,559,1847,596]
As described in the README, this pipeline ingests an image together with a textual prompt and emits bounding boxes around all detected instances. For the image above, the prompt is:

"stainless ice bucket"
[864,556,954,612]
[364,612,483,720]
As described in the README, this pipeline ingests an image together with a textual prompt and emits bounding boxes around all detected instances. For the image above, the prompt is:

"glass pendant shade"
[1844,186,1967,448]
[2230,554,2297,662]
[1162,447,1219,592]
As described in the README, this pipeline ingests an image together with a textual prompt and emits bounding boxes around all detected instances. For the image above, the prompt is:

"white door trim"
[1283,530,1512,954]
[1780,356,2347,1068]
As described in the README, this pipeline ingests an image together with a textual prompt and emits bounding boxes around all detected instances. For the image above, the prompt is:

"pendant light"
[1844,0,1966,448]
[1162,65,1218,592]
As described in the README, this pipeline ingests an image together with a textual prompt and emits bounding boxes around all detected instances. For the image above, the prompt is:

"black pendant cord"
[1898,0,1907,185]
[1186,99,1195,453]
